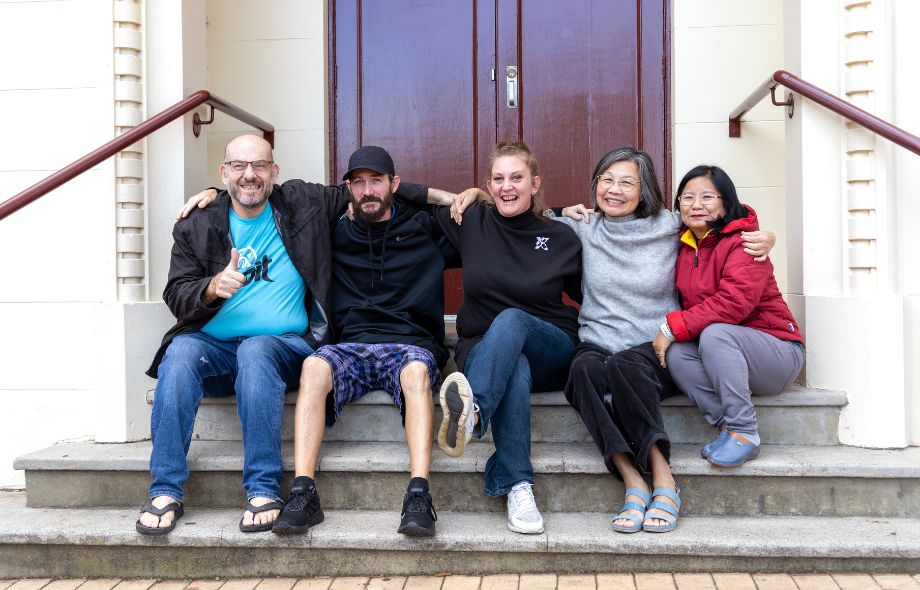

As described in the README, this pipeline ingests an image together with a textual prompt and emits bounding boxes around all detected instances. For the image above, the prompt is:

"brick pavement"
[0,575,919,590]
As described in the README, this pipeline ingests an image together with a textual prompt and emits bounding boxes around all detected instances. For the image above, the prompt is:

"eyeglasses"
[678,193,721,206]
[596,175,639,191]
[224,160,273,173]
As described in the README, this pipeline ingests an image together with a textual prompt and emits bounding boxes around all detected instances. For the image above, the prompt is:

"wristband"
[660,321,675,342]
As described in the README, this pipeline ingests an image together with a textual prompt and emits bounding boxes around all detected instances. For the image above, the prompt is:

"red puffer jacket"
[665,205,804,345]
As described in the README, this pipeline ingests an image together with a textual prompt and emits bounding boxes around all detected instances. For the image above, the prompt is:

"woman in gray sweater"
[554,147,773,533]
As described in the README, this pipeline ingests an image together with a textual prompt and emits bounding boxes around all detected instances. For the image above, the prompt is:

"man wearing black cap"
[271,145,460,537]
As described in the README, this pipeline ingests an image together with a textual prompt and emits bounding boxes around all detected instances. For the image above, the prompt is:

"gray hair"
[589,146,663,218]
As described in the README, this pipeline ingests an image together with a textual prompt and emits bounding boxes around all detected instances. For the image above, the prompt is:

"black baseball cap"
[342,145,396,180]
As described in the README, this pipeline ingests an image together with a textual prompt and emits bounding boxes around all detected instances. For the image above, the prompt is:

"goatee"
[229,185,270,209]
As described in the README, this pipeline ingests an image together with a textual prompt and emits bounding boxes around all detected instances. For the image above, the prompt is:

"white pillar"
[891,0,920,446]
[95,0,208,442]
[784,0,912,448]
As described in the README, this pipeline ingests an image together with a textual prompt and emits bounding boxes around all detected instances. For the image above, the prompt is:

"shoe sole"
[239,520,274,533]
[437,372,473,458]
[706,446,760,468]
[397,522,436,537]
[271,508,324,535]
[643,523,678,533]
[508,521,545,534]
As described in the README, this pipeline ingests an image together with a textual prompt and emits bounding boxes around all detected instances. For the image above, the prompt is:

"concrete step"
[149,385,845,446]
[0,491,916,577]
[16,440,920,518]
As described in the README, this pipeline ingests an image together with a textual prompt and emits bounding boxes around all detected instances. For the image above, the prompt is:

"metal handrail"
[729,69,920,156]
[0,90,274,221]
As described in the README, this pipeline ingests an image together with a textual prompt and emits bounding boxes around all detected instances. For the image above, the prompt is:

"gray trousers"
[665,323,805,445]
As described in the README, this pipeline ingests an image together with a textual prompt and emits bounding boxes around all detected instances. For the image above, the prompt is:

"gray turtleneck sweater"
[554,210,681,352]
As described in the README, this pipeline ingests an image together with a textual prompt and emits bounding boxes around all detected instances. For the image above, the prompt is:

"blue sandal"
[642,487,681,533]
[611,486,651,534]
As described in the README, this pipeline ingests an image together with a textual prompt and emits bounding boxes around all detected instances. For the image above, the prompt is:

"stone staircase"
[7,381,920,578]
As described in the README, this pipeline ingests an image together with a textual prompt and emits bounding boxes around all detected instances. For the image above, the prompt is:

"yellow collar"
[680,229,713,249]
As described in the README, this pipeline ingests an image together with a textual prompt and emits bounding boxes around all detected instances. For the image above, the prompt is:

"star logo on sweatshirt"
[534,237,549,251]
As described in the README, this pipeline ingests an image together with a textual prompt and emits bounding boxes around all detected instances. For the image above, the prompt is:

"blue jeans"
[464,308,576,497]
[149,332,313,503]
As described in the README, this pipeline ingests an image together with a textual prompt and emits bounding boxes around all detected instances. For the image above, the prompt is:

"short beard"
[353,194,393,223]
[228,184,270,210]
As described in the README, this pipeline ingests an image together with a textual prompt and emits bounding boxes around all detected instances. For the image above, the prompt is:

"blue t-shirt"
[202,203,308,340]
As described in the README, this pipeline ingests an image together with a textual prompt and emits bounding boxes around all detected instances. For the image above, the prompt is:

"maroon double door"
[329,0,670,312]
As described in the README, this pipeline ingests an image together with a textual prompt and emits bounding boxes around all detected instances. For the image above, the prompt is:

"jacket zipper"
[688,238,703,305]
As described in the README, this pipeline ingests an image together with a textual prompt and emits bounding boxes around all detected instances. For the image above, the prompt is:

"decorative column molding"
[113,0,146,302]
[842,0,881,295]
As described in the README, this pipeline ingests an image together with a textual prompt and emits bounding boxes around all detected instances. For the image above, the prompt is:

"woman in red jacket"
[652,165,805,469]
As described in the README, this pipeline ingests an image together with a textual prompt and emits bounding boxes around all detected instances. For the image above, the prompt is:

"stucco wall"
[204,0,328,189]
[0,0,116,486]
[671,1,787,291]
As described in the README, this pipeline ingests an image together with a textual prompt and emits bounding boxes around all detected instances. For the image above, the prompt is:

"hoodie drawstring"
[366,216,393,288]
[379,219,391,281]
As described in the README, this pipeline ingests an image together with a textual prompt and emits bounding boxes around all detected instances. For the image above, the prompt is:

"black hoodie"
[330,202,460,368]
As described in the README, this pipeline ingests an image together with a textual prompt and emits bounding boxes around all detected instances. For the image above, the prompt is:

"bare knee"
[299,356,333,400]
[400,361,431,402]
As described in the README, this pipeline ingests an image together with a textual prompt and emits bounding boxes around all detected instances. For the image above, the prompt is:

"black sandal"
[239,499,284,533]
[135,499,184,535]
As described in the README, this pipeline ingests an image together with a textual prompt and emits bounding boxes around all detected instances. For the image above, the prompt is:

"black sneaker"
[397,482,437,537]
[272,476,324,535]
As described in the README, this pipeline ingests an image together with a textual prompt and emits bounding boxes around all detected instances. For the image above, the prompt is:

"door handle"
[506,66,518,109]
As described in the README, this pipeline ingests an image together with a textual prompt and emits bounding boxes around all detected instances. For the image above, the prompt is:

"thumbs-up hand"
[227,248,240,271]
[206,248,246,302]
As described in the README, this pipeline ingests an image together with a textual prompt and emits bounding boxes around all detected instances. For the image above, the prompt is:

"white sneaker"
[506,481,544,534]
[438,372,478,457]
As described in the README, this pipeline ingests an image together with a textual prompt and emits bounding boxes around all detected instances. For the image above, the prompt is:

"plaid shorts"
[312,342,440,427]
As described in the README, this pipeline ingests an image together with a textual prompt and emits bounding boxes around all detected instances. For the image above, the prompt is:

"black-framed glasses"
[224,160,273,173]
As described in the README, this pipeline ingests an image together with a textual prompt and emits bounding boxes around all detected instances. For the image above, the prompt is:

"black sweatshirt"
[433,201,583,371]
[331,202,461,368]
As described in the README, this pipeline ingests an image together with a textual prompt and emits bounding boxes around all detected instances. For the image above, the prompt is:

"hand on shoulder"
[176,188,219,220]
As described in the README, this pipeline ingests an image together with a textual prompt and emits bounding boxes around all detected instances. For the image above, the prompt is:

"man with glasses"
[140,135,447,535]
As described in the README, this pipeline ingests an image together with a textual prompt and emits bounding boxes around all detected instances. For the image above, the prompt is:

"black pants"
[563,342,682,479]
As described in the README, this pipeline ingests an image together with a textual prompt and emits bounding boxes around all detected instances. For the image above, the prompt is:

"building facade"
[0,0,917,486]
